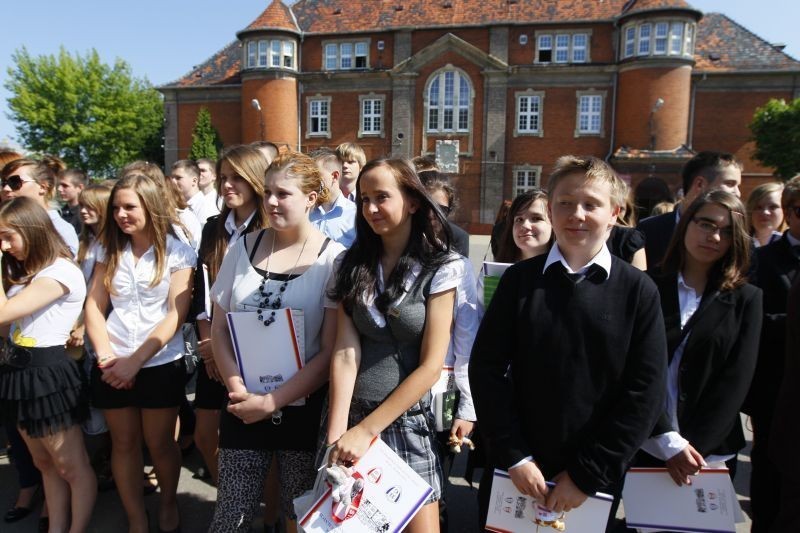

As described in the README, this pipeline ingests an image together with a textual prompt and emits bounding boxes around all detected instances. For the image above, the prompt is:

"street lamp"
[251,98,265,141]
[648,97,665,150]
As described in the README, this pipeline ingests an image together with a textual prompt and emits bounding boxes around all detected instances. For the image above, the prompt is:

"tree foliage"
[189,107,222,161]
[750,98,800,180]
[5,47,164,176]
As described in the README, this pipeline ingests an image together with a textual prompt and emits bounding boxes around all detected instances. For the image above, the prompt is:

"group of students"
[0,142,797,533]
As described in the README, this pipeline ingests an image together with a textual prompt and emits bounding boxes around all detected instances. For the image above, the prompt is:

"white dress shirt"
[48,209,79,258]
[187,191,218,225]
[98,235,197,368]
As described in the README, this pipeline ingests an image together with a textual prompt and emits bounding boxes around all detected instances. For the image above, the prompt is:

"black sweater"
[469,254,667,494]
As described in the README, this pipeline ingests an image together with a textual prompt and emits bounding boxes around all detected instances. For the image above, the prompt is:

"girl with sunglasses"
[85,174,196,533]
[639,190,762,485]
[1,159,79,257]
[0,197,96,532]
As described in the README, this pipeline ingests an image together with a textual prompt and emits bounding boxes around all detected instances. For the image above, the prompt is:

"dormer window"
[535,31,591,64]
[245,38,296,70]
[622,20,696,59]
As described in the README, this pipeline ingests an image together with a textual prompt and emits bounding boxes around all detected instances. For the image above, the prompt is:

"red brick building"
[160,0,800,231]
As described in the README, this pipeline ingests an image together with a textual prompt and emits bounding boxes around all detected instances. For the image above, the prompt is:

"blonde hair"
[336,142,366,167]
[746,181,786,234]
[77,184,112,264]
[267,151,330,207]
[547,155,625,207]
[102,175,176,292]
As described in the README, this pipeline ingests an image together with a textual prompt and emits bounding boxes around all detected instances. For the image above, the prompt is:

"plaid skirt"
[348,397,443,504]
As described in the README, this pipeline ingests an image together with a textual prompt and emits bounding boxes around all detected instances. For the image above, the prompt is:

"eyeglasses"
[692,217,733,240]
[1,175,35,191]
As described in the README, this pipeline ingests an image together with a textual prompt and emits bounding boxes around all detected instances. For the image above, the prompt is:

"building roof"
[161,40,241,89]
[242,0,300,34]
[161,4,800,89]
[694,13,800,72]
[620,0,700,18]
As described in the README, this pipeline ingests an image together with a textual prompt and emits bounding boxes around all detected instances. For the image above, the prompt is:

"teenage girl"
[85,174,196,533]
[209,152,344,533]
[0,197,95,532]
[327,159,463,532]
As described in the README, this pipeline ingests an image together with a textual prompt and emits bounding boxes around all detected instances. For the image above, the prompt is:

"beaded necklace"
[256,231,309,326]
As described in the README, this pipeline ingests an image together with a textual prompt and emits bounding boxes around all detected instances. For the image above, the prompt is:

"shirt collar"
[786,230,800,248]
[316,191,349,215]
[224,209,256,236]
[543,243,612,279]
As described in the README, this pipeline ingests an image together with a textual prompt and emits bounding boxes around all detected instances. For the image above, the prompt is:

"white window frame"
[358,94,385,138]
[575,90,606,137]
[534,31,591,64]
[624,25,636,58]
[684,22,694,56]
[513,165,543,196]
[572,34,588,63]
[425,69,472,134]
[654,22,669,55]
[306,96,332,138]
[283,41,295,69]
[670,22,684,55]
[322,40,370,70]
[638,23,652,55]
[247,41,257,68]
[514,90,545,137]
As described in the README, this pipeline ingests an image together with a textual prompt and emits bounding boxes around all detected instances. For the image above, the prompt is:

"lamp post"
[251,98,265,141]
[648,97,665,150]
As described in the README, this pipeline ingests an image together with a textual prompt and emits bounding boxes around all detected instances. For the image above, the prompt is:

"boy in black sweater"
[470,156,667,527]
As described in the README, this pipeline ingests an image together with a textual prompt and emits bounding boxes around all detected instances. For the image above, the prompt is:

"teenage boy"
[58,168,88,233]
[197,157,220,213]
[310,148,356,247]
[638,151,742,265]
[470,156,667,530]
[170,159,218,224]
[748,176,800,532]
[336,142,366,202]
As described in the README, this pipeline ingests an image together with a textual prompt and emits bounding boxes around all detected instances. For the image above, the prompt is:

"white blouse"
[98,235,196,367]
[211,235,344,364]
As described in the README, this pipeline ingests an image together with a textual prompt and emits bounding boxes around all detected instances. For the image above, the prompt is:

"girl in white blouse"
[85,174,196,533]
[0,197,95,532]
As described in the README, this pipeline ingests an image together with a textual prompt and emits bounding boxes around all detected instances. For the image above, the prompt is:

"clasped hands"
[98,355,141,390]
[508,462,588,514]
[227,390,279,424]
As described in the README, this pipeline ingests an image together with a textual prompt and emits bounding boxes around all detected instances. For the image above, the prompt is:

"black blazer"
[746,234,800,420]
[637,211,678,268]
[650,271,762,457]
[448,221,470,257]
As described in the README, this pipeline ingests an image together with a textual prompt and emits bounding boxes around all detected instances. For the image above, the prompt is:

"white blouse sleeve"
[168,238,198,273]
[210,238,244,313]
[430,254,467,295]
[35,259,86,298]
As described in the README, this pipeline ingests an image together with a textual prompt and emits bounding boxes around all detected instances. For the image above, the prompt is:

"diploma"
[298,439,433,533]
[486,469,613,533]
[226,309,305,405]
[622,467,741,533]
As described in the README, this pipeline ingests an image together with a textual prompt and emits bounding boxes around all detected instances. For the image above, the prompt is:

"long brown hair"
[102,175,176,292]
[661,190,750,291]
[495,188,551,263]
[200,145,270,284]
[0,197,72,288]
[77,184,112,264]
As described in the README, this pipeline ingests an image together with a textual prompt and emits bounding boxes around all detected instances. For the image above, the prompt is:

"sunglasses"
[1,175,36,191]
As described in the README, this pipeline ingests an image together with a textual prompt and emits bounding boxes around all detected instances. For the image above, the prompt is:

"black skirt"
[0,344,88,438]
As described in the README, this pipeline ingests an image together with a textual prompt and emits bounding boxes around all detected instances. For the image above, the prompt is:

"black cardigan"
[469,255,667,494]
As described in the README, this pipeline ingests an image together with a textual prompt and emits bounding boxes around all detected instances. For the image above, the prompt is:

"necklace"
[256,231,309,326]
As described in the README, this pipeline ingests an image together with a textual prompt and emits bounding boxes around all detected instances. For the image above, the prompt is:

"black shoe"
[3,505,34,523]
[158,522,181,533]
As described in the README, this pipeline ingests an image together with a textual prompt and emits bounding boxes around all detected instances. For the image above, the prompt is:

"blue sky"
[1,0,798,147]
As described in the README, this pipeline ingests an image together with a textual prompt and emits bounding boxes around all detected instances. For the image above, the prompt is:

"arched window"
[426,69,472,133]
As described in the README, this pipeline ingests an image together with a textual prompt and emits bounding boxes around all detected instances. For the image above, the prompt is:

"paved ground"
[0,236,754,531]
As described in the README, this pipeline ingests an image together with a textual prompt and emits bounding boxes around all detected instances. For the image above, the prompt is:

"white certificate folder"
[486,469,613,533]
[226,309,305,404]
[622,467,740,533]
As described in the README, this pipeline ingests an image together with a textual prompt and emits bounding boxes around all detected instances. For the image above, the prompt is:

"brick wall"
[176,101,242,159]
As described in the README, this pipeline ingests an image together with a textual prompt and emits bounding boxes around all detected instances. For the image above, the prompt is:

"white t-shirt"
[97,235,197,367]
[8,258,86,348]
[211,234,344,364]
[80,238,102,282]
[175,209,202,252]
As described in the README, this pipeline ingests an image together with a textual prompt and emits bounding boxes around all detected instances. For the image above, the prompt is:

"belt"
[0,343,66,369]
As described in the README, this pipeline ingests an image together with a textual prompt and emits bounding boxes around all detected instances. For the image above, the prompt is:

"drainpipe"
[297,33,303,151]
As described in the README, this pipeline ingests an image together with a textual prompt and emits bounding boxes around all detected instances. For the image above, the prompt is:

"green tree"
[189,107,223,161]
[750,98,800,180]
[5,47,163,176]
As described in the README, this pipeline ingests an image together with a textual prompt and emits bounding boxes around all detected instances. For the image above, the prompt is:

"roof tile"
[244,0,300,33]
[161,40,241,88]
